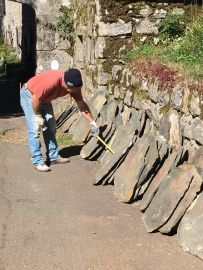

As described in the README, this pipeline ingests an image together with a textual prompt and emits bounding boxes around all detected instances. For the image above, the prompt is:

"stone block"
[193,119,203,146]
[189,92,201,117]
[37,24,56,50]
[160,110,182,150]
[98,21,132,37]
[136,18,158,35]
[178,193,203,261]
[98,64,110,85]
[95,37,106,59]
[191,146,203,169]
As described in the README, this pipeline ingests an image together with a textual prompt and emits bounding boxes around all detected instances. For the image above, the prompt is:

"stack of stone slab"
[56,91,107,142]
[58,93,203,261]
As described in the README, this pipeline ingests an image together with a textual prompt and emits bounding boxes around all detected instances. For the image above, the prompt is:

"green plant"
[46,5,75,45]
[122,44,161,63]
[162,16,203,79]
[0,44,19,64]
[56,133,76,146]
[158,13,190,43]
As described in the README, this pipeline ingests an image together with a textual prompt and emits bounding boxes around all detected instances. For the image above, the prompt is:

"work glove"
[35,114,46,135]
[90,121,100,137]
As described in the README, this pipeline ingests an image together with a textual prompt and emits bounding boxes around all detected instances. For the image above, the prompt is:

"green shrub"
[158,13,190,43]
[46,5,75,45]
[0,44,19,65]
[162,16,203,79]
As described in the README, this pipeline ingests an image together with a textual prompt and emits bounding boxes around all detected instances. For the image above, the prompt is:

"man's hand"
[90,121,100,137]
[35,114,46,135]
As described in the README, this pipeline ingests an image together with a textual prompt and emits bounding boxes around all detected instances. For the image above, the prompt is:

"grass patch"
[162,17,203,80]
[56,133,77,146]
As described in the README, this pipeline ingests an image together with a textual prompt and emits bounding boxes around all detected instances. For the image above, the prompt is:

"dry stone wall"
[59,72,203,260]
[56,1,203,258]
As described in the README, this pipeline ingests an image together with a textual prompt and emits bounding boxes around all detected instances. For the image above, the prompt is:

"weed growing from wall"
[46,5,75,47]
[158,13,191,44]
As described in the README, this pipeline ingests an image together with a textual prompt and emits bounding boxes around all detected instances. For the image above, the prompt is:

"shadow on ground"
[59,145,83,158]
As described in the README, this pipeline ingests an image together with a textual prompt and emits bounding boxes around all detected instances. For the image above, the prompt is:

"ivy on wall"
[46,5,75,46]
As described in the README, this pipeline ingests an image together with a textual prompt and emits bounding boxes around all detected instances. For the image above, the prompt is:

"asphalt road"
[0,117,203,270]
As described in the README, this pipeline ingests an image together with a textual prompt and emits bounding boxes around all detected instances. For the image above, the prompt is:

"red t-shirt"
[26,70,83,103]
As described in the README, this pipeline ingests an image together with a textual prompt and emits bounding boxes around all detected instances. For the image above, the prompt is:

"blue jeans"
[20,87,59,165]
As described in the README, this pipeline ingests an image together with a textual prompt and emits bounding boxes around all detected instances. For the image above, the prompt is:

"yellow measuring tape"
[96,135,114,154]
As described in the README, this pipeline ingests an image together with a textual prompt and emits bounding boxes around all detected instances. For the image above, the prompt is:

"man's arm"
[75,99,100,136]
[75,99,94,123]
[31,94,41,114]
[31,94,44,134]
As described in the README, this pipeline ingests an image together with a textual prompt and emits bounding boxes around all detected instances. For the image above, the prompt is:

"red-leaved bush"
[130,58,177,91]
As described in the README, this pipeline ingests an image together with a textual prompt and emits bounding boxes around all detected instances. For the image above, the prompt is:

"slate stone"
[98,21,132,37]
[121,106,132,127]
[100,99,118,125]
[80,124,115,160]
[190,92,201,117]
[134,179,152,200]
[69,92,107,142]
[133,138,169,200]
[114,134,167,203]
[71,115,91,142]
[159,166,202,234]
[61,111,80,133]
[99,105,124,165]
[140,150,182,212]
[94,110,143,185]
[89,92,107,117]
[80,100,119,160]
[114,136,152,203]
[91,125,116,160]
[191,146,203,169]
[103,151,129,186]
[178,193,203,260]
[160,110,182,150]
[56,105,78,129]
[136,136,164,189]
[142,164,195,232]
[192,118,203,146]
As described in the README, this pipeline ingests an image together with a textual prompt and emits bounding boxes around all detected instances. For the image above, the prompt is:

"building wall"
[3,1,21,54]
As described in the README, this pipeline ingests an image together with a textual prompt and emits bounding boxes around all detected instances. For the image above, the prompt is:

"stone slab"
[140,150,182,212]
[178,193,203,260]
[142,164,194,232]
[94,110,143,185]
[61,111,80,133]
[159,166,202,234]
[114,135,151,203]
